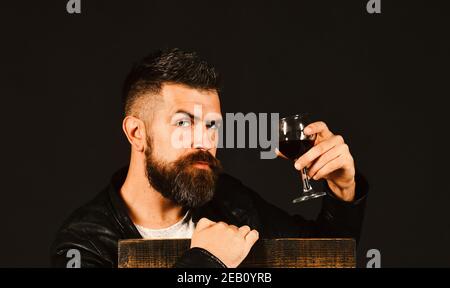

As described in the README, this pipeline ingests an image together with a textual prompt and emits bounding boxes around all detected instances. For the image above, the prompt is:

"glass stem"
[301,167,313,193]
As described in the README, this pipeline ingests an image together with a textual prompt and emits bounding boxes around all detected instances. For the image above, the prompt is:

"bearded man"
[51,48,368,268]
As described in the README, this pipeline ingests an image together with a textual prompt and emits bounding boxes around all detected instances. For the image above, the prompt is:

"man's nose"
[193,123,215,150]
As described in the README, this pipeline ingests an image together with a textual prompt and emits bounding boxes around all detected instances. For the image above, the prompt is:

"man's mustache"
[176,150,222,171]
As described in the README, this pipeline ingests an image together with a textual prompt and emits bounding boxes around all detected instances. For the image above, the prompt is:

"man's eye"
[176,120,191,127]
[207,120,221,129]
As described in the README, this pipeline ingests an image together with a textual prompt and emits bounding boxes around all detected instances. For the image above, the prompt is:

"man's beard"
[145,137,223,209]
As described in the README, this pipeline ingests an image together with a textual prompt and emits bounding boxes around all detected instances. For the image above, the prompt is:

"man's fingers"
[303,121,333,138]
[295,135,344,170]
[311,155,345,180]
[308,144,349,178]
[275,148,288,159]
[244,230,259,247]
[196,217,216,230]
[238,225,251,238]
[240,230,259,262]
[228,224,239,232]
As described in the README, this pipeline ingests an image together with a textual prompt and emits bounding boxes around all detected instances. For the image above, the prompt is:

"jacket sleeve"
[50,229,115,268]
[300,171,369,243]
[247,171,369,244]
[51,226,229,268]
[51,232,227,268]
[173,247,227,268]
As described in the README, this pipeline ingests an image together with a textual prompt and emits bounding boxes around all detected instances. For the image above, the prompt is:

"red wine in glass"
[278,139,314,161]
[279,114,326,203]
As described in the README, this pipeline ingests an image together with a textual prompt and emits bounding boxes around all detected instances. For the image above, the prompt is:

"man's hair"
[122,48,221,117]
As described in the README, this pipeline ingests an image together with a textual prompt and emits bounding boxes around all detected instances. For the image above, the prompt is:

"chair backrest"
[118,238,356,268]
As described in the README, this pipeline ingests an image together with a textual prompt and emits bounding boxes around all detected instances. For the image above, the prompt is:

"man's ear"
[122,116,147,153]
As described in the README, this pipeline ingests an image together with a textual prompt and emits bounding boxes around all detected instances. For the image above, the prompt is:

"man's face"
[144,83,223,208]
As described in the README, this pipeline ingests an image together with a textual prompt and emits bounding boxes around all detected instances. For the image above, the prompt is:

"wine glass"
[279,113,327,203]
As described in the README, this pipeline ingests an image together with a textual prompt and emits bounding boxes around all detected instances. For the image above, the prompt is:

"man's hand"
[190,218,259,268]
[277,121,356,202]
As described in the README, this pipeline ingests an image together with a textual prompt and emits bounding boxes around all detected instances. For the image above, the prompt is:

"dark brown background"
[0,0,447,267]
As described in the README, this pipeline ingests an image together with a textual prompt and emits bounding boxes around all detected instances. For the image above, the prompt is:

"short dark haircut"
[122,48,221,117]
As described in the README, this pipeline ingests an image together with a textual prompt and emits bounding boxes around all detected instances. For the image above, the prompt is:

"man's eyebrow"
[173,109,199,120]
[173,109,223,122]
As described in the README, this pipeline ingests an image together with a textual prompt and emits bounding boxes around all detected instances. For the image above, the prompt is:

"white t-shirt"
[134,212,195,239]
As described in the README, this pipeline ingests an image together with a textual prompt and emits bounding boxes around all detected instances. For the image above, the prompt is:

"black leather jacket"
[50,167,368,268]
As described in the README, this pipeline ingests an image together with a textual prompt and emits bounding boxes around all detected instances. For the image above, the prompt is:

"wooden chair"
[118,238,356,268]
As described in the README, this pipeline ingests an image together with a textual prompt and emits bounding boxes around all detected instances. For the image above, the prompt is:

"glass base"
[292,191,326,203]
